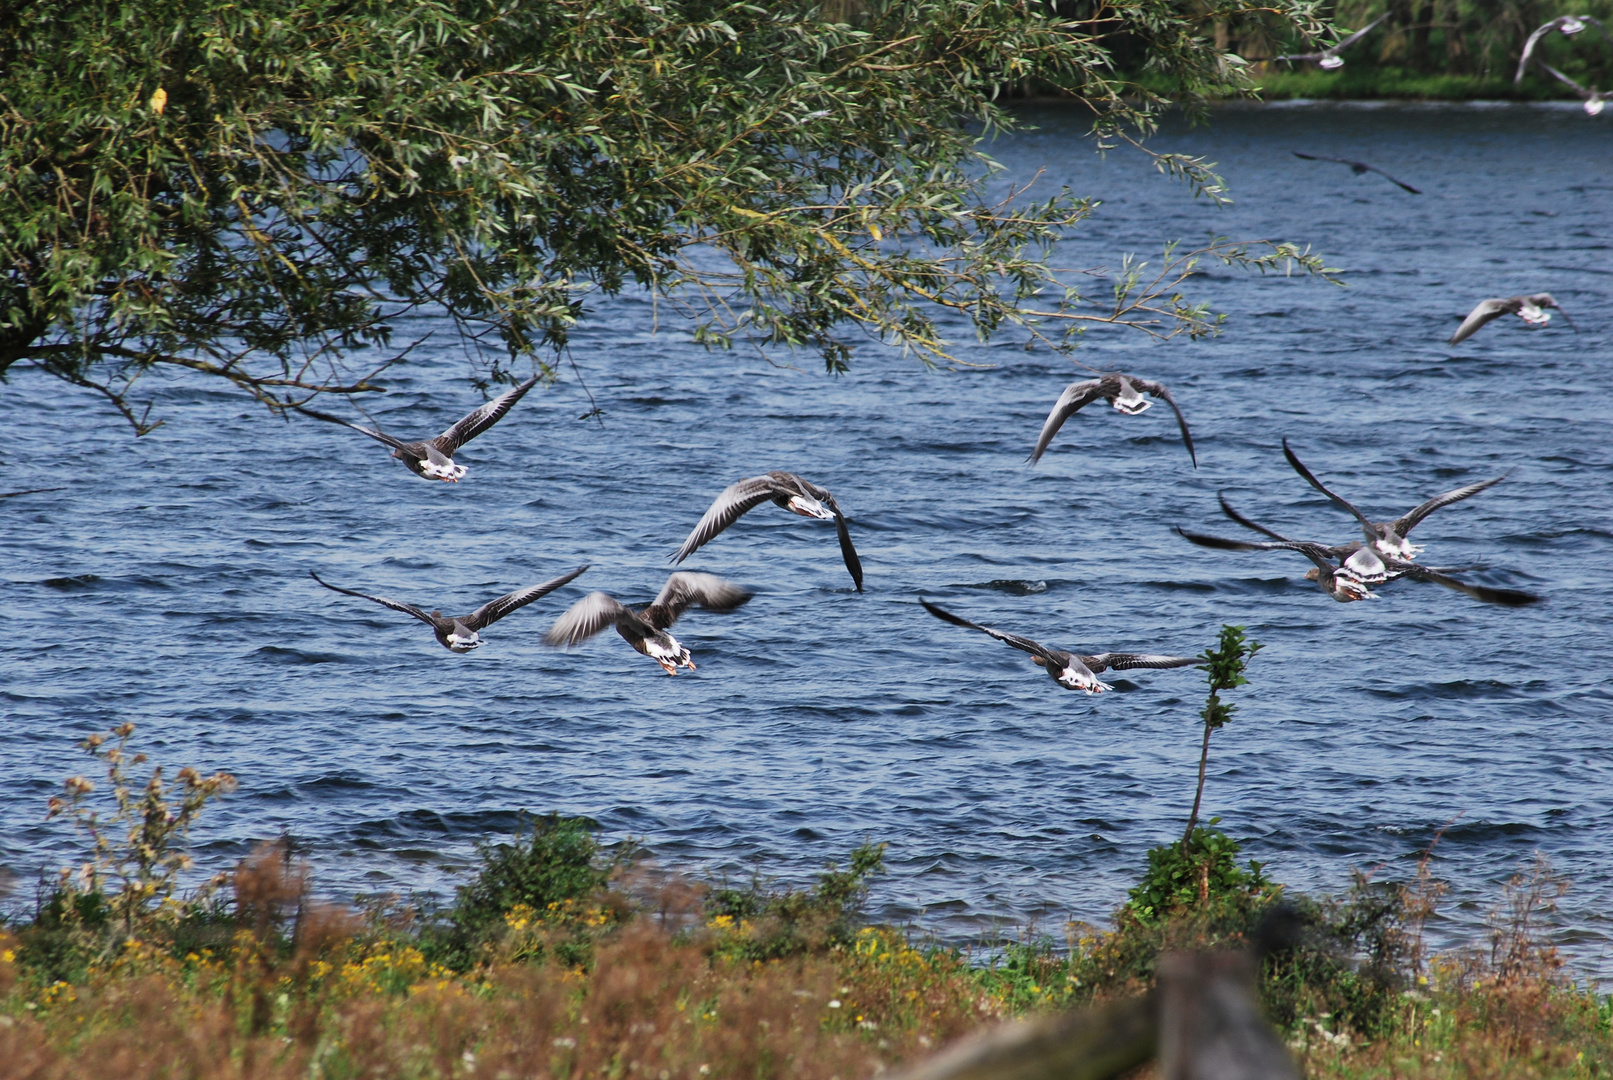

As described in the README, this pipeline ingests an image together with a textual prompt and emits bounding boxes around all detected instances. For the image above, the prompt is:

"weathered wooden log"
[888,950,1298,1080]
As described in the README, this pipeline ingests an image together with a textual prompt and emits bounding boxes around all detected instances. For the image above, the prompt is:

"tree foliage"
[1,0,1331,430]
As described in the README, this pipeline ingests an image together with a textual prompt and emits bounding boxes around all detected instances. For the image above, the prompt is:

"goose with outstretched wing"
[1028,373,1196,467]
[545,572,753,674]
[1291,153,1421,194]
[671,472,863,591]
[1274,12,1389,68]
[1449,294,1575,345]
[311,565,588,652]
[920,599,1196,693]
[304,375,539,481]
[1282,439,1509,560]
[1516,15,1611,85]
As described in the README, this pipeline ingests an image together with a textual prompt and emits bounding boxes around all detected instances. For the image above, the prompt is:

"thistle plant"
[46,723,237,938]
[1183,625,1263,849]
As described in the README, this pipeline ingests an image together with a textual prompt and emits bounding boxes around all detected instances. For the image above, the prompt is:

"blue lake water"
[3,102,1611,975]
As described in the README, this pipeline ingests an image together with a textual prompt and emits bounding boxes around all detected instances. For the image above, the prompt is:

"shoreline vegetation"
[6,708,1611,1077]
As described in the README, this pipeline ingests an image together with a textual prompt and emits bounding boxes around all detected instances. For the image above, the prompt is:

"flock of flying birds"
[293,244,1547,693]
[1275,10,1611,113]
[217,15,1583,690]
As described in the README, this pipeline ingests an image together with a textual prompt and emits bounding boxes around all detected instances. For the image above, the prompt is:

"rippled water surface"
[4,103,1611,974]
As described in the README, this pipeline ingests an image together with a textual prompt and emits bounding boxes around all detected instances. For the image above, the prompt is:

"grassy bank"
[4,802,1611,1078]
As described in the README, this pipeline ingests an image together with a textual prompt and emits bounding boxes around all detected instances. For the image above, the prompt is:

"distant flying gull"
[305,375,539,481]
[545,572,753,675]
[1539,62,1608,115]
[919,598,1195,694]
[1274,13,1390,69]
[1448,293,1575,345]
[1028,373,1196,468]
[1173,527,1539,606]
[1515,15,1610,85]
[1291,153,1421,194]
[311,565,587,653]
[671,472,863,591]
[1282,439,1508,560]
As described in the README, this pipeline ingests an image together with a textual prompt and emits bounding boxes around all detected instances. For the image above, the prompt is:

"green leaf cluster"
[1197,622,1263,730]
[1,0,1331,428]
[1125,820,1274,927]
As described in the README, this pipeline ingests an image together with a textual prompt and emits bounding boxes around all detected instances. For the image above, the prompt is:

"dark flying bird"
[1516,15,1611,85]
[671,472,863,591]
[1274,13,1390,69]
[1282,439,1509,561]
[311,565,588,653]
[1174,527,1539,606]
[1539,62,1608,115]
[545,572,753,675]
[919,599,1196,694]
[1448,293,1575,345]
[305,375,539,481]
[1291,153,1421,194]
[1028,373,1196,467]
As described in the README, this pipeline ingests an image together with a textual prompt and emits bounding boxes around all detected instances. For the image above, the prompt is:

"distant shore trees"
[0,0,1330,431]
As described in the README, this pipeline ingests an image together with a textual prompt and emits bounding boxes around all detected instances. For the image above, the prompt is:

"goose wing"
[1282,439,1380,540]
[763,473,865,591]
[466,565,589,630]
[1332,11,1390,51]
[1448,298,1512,345]
[1516,19,1563,84]
[432,375,539,454]
[1132,377,1197,467]
[1028,378,1107,464]
[670,476,785,563]
[544,591,636,646]
[1390,474,1507,538]
[1218,492,1301,543]
[1175,529,1345,574]
[919,599,1059,663]
[648,572,754,628]
[310,571,436,626]
[1080,653,1198,673]
[302,407,417,456]
[1358,163,1421,194]
[1381,558,1542,608]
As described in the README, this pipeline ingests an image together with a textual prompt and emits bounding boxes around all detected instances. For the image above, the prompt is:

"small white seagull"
[311,565,588,653]
[1448,294,1575,345]
[1028,372,1196,467]
[1274,13,1390,69]
[1515,15,1611,85]
[671,472,862,591]
[919,599,1196,694]
[544,572,753,675]
[305,375,539,481]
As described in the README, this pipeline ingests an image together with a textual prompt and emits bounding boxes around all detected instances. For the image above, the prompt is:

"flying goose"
[671,472,863,591]
[1448,294,1574,345]
[545,572,753,674]
[1291,153,1421,194]
[1028,373,1196,467]
[305,375,539,481]
[919,599,1196,693]
[310,565,588,652]
[1515,15,1610,85]
[1274,12,1390,69]
[1539,62,1608,115]
[1282,439,1508,560]
[1173,528,1539,606]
